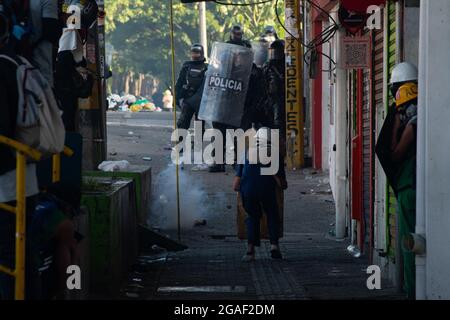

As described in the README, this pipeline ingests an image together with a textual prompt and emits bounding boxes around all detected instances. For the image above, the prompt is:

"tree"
[105,0,284,95]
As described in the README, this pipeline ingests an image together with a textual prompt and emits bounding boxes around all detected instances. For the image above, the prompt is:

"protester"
[376,62,418,299]
[390,83,418,299]
[55,28,93,131]
[0,12,41,300]
[233,128,286,261]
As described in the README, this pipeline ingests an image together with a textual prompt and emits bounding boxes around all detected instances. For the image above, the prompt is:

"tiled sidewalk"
[119,168,403,300]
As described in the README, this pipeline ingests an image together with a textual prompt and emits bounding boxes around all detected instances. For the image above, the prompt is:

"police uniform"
[175,59,208,130]
[227,38,252,49]
[262,58,286,136]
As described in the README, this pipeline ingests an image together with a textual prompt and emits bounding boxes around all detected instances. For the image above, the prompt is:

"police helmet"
[230,25,244,42]
[190,43,205,60]
[268,39,285,61]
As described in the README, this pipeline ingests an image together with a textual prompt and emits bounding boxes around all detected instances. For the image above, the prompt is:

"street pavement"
[107,111,403,300]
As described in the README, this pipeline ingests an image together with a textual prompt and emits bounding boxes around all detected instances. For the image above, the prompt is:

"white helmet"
[390,62,418,85]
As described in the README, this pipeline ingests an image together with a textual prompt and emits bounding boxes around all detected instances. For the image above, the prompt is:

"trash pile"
[107,94,163,113]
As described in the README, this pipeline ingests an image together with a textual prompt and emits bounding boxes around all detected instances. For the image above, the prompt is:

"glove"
[12,25,27,41]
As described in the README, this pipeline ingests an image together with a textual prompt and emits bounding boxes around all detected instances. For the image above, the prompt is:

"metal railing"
[0,135,73,299]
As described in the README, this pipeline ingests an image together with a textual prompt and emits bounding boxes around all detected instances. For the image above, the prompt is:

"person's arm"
[391,122,415,163]
[233,164,243,191]
[41,0,62,45]
[175,64,187,104]
[391,112,402,151]
[233,150,246,191]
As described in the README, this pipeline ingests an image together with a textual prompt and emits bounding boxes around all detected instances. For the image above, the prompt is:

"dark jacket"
[236,153,285,196]
[0,47,19,175]
[240,64,268,130]
[226,39,252,49]
[262,59,286,134]
[175,59,208,107]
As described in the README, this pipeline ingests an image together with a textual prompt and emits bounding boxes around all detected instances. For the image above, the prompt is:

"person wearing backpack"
[0,12,41,300]
[0,0,61,86]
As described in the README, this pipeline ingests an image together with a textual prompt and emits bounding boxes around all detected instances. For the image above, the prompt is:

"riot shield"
[198,42,254,127]
[253,40,270,67]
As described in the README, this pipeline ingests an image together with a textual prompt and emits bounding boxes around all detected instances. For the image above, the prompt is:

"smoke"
[149,165,216,230]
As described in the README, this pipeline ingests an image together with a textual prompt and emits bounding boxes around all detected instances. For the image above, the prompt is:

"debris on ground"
[142,157,152,161]
[98,160,130,172]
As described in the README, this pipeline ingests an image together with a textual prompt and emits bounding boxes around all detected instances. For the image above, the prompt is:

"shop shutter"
[362,59,371,246]
[360,21,384,254]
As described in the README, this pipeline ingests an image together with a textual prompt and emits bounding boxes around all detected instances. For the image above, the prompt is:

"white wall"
[322,21,331,172]
[403,1,420,66]
[417,0,450,300]
[327,18,337,199]
[330,7,348,239]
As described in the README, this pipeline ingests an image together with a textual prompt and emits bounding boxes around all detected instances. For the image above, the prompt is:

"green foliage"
[106,0,284,89]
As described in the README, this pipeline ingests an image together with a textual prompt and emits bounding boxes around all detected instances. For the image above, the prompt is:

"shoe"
[270,249,283,260]
[242,251,255,262]
[191,164,209,172]
[208,164,225,173]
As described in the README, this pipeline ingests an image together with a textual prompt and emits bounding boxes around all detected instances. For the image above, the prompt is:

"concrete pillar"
[417,0,450,300]
[334,25,348,240]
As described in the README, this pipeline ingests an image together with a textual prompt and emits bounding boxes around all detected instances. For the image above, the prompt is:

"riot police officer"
[262,40,286,140]
[261,39,287,190]
[227,25,252,48]
[262,25,279,43]
[208,26,256,173]
[175,43,208,130]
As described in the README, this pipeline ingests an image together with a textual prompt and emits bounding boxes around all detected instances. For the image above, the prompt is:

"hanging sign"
[338,6,367,35]
[342,36,371,69]
[284,0,304,169]
[340,0,386,14]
